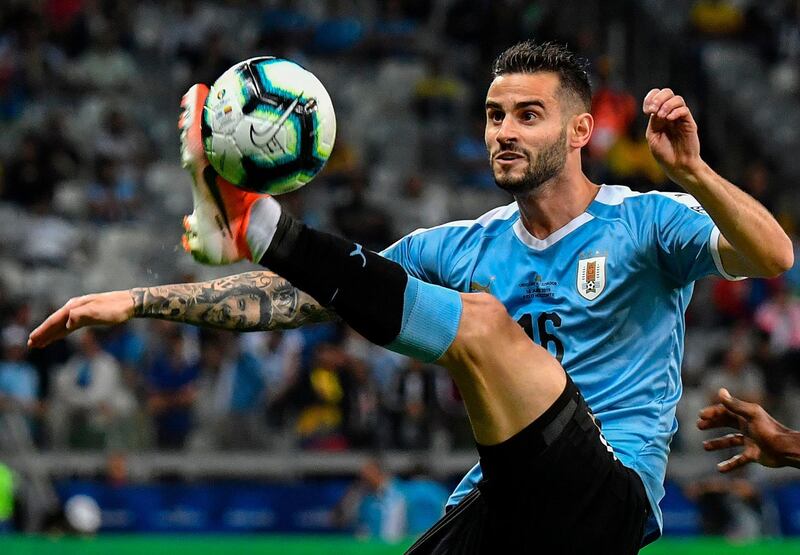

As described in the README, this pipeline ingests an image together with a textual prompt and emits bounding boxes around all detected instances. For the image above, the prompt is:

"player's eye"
[521,111,537,122]
[488,110,503,123]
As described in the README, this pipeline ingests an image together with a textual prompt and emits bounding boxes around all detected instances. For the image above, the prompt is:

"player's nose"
[494,117,519,144]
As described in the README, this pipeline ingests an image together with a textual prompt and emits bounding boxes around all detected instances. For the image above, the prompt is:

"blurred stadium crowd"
[1,0,800,539]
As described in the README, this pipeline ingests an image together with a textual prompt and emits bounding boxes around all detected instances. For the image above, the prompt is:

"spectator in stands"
[399,466,449,537]
[42,0,88,58]
[414,57,468,172]
[690,0,745,38]
[257,3,312,60]
[193,332,226,448]
[685,474,763,540]
[279,187,329,236]
[702,341,766,407]
[742,160,777,215]
[434,367,471,448]
[295,340,351,451]
[604,121,668,191]
[40,111,81,185]
[94,108,147,184]
[0,325,39,429]
[309,1,364,56]
[368,0,419,58]
[169,0,214,68]
[414,58,466,120]
[342,328,406,398]
[691,335,767,540]
[188,31,236,92]
[387,359,437,449]
[341,355,381,448]
[49,328,134,449]
[87,157,138,223]
[387,175,449,237]
[754,282,800,406]
[334,458,407,541]
[355,459,407,541]
[453,117,495,189]
[27,303,72,421]
[13,8,66,103]
[1,133,56,210]
[0,31,26,121]
[19,207,80,267]
[319,137,362,190]
[67,28,135,91]
[711,278,753,325]
[241,330,304,430]
[209,333,269,449]
[587,58,636,162]
[98,324,145,391]
[145,325,200,449]
[332,174,393,251]
[105,451,129,488]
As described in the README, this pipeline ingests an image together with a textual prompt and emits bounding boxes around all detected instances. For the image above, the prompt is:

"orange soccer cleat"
[178,83,269,264]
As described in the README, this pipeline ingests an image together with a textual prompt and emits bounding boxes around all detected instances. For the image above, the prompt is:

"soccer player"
[29,41,792,552]
[699,388,800,471]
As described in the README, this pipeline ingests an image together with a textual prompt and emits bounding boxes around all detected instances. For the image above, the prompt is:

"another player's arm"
[28,271,335,348]
[643,89,794,278]
[698,388,800,471]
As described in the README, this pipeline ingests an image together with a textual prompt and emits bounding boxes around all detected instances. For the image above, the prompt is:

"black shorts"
[406,377,650,554]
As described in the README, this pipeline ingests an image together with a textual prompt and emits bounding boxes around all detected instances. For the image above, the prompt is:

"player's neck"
[514,172,599,240]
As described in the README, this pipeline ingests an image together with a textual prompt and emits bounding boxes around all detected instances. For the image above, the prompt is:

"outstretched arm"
[644,88,794,278]
[28,271,334,348]
[698,388,800,471]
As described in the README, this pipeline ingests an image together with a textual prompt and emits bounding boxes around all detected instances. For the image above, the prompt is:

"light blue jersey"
[381,184,741,541]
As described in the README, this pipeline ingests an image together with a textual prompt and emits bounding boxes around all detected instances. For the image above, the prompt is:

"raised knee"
[456,292,517,346]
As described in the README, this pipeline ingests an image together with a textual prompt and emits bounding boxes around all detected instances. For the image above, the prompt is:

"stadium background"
[1,0,800,552]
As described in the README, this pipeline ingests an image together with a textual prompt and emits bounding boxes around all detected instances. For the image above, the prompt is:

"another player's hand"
[697,388,791,472]
[27,291,134,349]
[643,88,702,183]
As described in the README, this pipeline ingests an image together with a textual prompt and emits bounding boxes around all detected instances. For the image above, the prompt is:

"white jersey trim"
[593,183,639,205]
[381,202,519,254]
[512,212,595,251]
[709,226,747,281]
[595,184,748,281]
[594,183,706,210]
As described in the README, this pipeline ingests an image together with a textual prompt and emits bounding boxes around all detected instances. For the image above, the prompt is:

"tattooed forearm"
[130,271,335,331]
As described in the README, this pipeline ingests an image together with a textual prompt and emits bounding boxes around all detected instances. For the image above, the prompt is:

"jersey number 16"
[516,312,564,363]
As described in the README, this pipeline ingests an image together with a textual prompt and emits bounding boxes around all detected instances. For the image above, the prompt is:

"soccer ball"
[201,57,336,195]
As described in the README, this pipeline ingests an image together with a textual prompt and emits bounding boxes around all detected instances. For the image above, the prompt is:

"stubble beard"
[492,127,568,195]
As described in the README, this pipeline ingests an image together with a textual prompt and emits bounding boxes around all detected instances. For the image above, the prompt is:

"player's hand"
[697,388,790,472]
[643,88,702,183]
[27,291,134,349]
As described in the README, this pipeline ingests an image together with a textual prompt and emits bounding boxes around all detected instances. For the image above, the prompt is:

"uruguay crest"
[577,256,606,301]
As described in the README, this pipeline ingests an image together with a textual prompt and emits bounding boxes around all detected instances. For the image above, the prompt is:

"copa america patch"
[577,256,606,301]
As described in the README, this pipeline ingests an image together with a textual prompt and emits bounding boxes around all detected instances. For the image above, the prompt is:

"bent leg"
[252,209,565,445]
[439,292,566,446]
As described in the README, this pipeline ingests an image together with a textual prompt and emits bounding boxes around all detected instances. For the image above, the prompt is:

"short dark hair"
[491,40,592,113]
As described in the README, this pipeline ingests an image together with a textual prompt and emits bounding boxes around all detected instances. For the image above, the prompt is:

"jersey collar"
[511,184,612,251]
[512,212,595,251]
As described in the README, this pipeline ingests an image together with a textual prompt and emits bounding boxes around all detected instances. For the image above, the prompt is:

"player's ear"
[568,112,593,149]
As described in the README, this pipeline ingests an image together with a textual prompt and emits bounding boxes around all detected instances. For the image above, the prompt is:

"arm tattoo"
[131,271,335,331]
